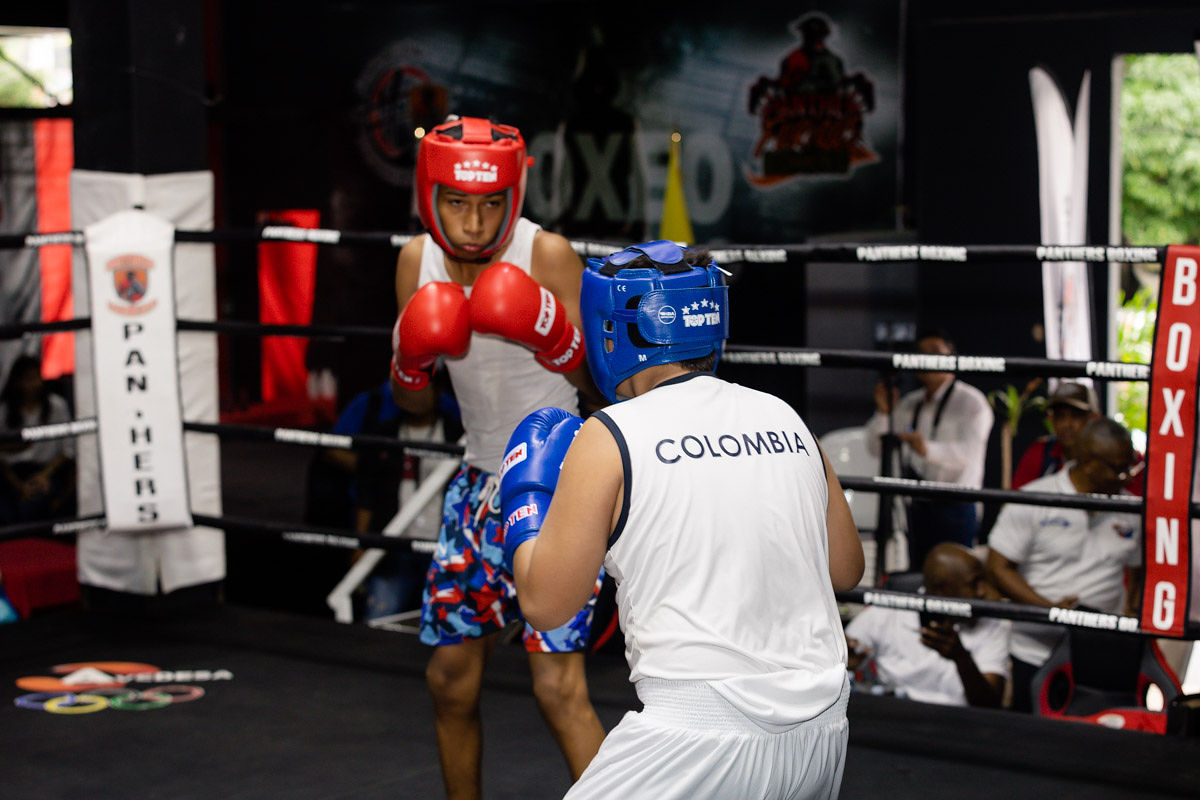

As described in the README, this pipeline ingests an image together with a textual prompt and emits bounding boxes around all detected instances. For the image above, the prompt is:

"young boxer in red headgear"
[389,115,605,800]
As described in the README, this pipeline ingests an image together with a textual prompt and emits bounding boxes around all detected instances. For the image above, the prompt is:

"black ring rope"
[0,514,106,544]
[722,344,1149,382]
[181,420,464,460]
[190,513,431,554]
[837,476,1159,514]
[0,317,91,342]
[832,587,1183,638]
[8,415,1184,515]
[5,507,1186,637]
[175,318,390,340]
[3,225,1184,632]
[8,313,1154,385]
[0,225,1168,265]
[0,417,97,445]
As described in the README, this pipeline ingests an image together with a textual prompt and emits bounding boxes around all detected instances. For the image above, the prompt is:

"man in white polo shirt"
[986,417,1143,712]
[846,543,1009,708]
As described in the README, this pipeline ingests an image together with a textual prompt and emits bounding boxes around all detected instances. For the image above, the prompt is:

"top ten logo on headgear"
[107,254,157,315]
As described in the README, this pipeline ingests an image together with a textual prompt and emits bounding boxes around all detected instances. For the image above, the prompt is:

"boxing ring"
[2,221,1200,798]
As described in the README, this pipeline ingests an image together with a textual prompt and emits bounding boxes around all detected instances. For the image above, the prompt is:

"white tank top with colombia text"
[597,373,847,730]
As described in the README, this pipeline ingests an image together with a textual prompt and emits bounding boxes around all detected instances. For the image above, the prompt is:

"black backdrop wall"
[9,0,1200,506]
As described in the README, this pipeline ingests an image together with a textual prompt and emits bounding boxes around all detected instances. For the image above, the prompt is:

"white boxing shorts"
[564,676,849,800]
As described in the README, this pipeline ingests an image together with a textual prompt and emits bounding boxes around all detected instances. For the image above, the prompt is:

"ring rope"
[0,515,106,544]
[190,512,436,554]
[0,417,97,445]
[10,310,1154,383]
[3,225,1185,635]
[722,344,1149,382]
[0,317,91,342]
[175,318,391,340]
[181,421,464,460]
[838,476,1145,514]
[835,587,1155,637]
[0,225,1168,266]
[1,506,1182,637]
[0,414,1168,554]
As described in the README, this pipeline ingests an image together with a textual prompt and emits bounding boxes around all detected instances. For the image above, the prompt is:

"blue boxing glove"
[498,407,584,573]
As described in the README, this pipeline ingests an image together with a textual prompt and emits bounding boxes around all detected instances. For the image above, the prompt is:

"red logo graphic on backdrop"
[746,13,877,187]
[354,42,450,187]
[107,254,157,315]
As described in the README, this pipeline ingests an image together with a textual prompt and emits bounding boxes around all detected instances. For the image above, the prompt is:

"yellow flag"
[659,132,695,245]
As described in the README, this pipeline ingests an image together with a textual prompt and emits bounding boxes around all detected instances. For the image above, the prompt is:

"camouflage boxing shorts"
[419,462,603,652]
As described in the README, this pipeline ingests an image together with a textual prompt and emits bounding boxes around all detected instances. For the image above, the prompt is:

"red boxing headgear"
[416,116,532,261]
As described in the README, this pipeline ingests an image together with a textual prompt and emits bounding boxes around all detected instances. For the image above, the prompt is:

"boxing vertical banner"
[85,209,192,532]
[1142,245,1200,636]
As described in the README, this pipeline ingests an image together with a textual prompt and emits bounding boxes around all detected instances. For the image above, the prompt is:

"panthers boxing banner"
[84,210,191,532]
[1142,245,1199,636]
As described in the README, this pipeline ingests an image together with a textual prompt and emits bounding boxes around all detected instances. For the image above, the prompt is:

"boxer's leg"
[426,634,496,800]
[527,650,606,780]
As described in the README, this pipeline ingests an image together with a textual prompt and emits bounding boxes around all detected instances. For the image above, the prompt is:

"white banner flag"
[1030,67,1093,367]
[85,209,191,531]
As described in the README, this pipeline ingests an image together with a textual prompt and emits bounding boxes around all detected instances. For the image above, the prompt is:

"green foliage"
[0,47,40,108]
[1115,283,1155,438]
[988,381,1046,433]
[1115,54,1200,446]
[1120,54,1200,246]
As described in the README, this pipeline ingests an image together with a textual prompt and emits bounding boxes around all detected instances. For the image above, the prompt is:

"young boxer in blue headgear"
[498,240,865,799]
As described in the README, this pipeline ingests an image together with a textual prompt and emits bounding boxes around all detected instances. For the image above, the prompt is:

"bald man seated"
[845,543,1010,708]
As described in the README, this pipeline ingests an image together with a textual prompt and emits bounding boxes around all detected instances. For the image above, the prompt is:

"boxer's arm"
[391,241,436,415]
[530,232,606,407]
[823,445,865,591]
[513,417,619,630]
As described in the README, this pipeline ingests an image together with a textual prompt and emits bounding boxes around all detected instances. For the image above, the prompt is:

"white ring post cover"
[72,170,223,595]
[85,209,190,531]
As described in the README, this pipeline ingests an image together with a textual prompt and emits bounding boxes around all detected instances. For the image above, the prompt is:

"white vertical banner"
[73,169,223,595]
[85,209,191,531]
[1031,67,1093,367]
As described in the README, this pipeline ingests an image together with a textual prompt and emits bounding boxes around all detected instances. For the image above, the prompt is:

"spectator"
[865,330,993,570]
[845,542,1009,708]
[1012,381,1098,488]
[309,378,461,620]
[986,417,1143,712]
[1013,381,1144,495]
[0,356,75,524]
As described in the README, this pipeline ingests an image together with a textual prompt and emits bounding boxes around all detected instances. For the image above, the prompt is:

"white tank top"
[418,217,579,474]
[597,373,848,729]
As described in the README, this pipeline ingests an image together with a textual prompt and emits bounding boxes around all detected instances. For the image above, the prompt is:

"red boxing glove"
[391,281,471,390]
[468,262,584,373]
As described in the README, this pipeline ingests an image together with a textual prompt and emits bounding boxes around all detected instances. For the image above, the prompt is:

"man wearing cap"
[1011,382,1145,495]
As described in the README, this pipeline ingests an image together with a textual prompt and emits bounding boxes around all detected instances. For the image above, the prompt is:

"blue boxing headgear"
[581,240,730,403]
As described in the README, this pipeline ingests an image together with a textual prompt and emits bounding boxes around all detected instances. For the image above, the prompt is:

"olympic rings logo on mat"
[12,661,233,715]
